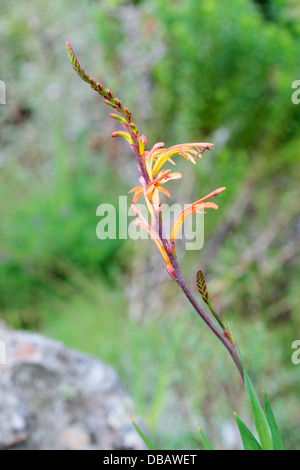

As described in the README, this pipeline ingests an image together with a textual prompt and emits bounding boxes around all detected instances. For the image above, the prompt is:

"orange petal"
[146,183,155,197]
[196,187,226,203]
[151,143,213,176]
[159,172,182,184]
[170,201,219,242]
[168,172,182,180]
[146,142,165,177]
[158,187,171,198]
[128,186,144,203]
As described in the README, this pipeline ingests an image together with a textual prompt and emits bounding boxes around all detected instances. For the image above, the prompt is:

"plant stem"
[170,255,244,382]
[207,303,227,333]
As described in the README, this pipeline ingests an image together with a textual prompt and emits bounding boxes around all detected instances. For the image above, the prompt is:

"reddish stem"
[168,253,244,382]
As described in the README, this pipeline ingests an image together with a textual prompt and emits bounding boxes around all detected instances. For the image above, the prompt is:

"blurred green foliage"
[1,0,300,450]
[151,0,299,148]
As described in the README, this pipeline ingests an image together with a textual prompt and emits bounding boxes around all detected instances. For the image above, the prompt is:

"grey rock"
[0,324,146,450]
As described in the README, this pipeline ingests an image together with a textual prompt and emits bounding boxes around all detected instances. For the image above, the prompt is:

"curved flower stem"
[163,242,244,383]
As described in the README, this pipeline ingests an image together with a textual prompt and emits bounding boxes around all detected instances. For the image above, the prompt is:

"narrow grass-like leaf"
[236,344,273,450]
[263,391,284,450]
[131,418,156,450]
[243,366,273,450]
[198,425,214,450]
[233,411,262,450]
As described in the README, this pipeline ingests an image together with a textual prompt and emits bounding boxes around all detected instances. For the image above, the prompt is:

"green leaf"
[233,411,262,450]
[243,366,273,450]
[235,344,274,450]
[131,418,156,450]
[198,425,214,450]
[263,391,284,450]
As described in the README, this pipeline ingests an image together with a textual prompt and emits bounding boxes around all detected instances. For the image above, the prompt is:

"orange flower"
[129,170,182,210]
[128,139,224,267]
[129,140,213,210]
[144,141,214,179]
[170,187,226,242]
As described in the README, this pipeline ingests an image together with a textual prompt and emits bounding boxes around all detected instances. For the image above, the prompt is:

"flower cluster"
[125,134,226,271]
[66,40,226,274]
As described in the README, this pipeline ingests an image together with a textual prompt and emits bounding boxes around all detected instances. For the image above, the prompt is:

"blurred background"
[1,0,300,450]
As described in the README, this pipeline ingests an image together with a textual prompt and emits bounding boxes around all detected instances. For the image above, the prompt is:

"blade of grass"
[198,425,214,450]
[263,391,284,450]
[244,366,273,449]
[131,417,156,450]
[233,411,262,450]
[236,344,273,450]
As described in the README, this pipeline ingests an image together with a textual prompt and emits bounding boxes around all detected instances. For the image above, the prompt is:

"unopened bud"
[165,265,177,281]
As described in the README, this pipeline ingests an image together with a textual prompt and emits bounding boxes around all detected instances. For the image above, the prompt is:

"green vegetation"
[1,0,300,449]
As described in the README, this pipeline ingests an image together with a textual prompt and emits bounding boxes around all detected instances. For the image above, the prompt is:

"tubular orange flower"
[129,169,182,207]
[129,141,214,217]
[146,170,182,209]
[170,187,226,242]
[128,141,223,264]
[145,142,214,179]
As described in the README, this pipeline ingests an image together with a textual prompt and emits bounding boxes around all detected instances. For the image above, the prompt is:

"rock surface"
[0,324,146,450]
